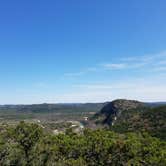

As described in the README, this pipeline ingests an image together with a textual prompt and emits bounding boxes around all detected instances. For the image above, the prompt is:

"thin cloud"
[157,60,166,65]
[63,50,166,78]
[63,67,98,78]
[102,51,166,71]
[121,51,166,63]
[102,63,127,70]
[153,66,166,71]
[53,84,166,103]
[69,76,166,102]
[86,67,98,72]
[64,71,85,77]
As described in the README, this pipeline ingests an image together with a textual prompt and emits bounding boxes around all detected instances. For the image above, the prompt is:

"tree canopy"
[0,122,165,166]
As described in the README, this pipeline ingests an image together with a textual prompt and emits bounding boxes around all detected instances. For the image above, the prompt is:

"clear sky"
[0,0,166,104]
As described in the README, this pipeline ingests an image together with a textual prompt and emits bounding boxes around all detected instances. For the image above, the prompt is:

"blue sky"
[0,0,166,104]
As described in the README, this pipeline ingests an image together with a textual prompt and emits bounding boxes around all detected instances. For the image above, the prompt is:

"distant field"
[0,103,104,124]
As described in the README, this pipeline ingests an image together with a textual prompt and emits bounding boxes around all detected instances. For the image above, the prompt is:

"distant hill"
[146,102,166,107]
[91,99,166,140]
[91,99,146,125]
[0,103,105,113]
[0,100,165,112]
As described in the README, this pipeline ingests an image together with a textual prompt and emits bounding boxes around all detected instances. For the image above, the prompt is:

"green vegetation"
[111,106,166,140]
[0,122,165,166]
[0,100,165,165]
[0,103,102,124]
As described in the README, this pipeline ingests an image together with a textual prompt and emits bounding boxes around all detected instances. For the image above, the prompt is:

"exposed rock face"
[93,99,145,126]
[101,99,144,114]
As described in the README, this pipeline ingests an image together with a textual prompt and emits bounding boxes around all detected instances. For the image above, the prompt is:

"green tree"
[11,121,43,165]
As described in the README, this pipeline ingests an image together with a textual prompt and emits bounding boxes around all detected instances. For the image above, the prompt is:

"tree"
[12,121,43,165]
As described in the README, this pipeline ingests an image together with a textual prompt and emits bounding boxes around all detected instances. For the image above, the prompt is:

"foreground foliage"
[0,122,165,166]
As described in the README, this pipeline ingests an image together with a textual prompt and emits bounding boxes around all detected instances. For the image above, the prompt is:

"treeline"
[0,122,166,166]
[0,103,104,113]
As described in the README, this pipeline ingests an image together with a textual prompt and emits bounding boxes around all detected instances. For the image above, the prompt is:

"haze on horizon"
[0,0,166,104]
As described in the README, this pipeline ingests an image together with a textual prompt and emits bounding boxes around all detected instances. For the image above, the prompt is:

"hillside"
[91,99,146,125]
[91,99,166,140]
[111,105,166,140]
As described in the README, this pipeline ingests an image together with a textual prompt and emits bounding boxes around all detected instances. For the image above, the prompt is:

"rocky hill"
[90,99,166,140]
[92,99,146,126]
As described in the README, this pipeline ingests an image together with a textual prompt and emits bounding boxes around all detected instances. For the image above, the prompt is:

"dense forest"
[0,121,165,166]
[111,105,166,140]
